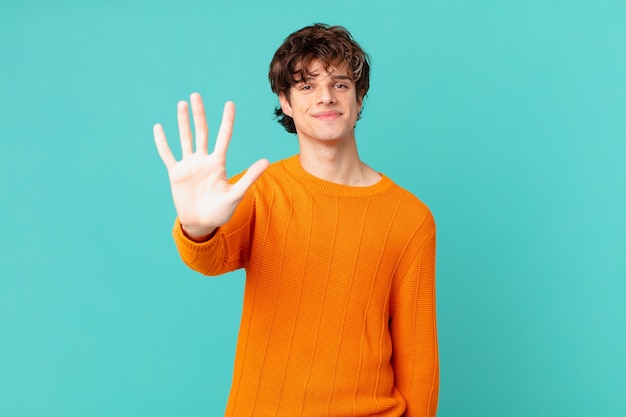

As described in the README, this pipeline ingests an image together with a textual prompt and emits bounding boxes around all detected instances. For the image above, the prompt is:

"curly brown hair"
[269,23,371,134]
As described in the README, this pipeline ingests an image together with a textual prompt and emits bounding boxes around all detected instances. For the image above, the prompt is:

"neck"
[297,136,381,187]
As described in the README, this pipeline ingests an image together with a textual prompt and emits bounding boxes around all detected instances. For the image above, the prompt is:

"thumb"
[230,159,270,199]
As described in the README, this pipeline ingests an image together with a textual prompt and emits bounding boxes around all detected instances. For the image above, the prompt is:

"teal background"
[1,0,625,416]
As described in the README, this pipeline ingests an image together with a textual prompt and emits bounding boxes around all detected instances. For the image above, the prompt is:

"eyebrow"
[302,73,353,82]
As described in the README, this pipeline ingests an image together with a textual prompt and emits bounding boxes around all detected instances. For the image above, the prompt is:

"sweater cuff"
[172,218,220,253]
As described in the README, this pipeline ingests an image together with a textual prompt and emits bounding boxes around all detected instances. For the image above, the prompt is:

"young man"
[154,24,438,417]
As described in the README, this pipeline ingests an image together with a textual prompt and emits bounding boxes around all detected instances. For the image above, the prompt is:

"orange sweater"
[173,155,438,417]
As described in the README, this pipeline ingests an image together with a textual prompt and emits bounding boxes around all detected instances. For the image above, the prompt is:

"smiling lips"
[312,110,342,121]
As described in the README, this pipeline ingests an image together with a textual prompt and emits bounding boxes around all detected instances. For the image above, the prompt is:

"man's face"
[279,60,364,145]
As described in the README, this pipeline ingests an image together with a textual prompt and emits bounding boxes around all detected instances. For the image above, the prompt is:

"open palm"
[154,93,269,240]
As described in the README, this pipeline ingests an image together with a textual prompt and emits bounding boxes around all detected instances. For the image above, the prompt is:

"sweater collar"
[282,155,395,198]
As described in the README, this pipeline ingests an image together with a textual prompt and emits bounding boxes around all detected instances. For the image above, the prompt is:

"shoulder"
[384,179,436,233]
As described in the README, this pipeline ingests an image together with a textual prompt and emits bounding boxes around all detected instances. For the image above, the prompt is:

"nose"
[317,84,336,105]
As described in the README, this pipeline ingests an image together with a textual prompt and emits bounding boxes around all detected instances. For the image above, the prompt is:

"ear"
[279,93,293,117]
[357,89,365,111]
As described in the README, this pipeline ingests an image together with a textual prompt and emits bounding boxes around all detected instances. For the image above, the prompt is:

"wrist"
[180,224,217,242]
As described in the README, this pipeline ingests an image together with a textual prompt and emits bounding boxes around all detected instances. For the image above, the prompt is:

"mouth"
[312,111,342,121]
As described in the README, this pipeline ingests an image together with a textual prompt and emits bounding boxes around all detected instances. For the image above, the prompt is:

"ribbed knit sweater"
[173,155,438,417]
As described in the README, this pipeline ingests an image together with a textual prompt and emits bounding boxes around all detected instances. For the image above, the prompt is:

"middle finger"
[177,100,193,157]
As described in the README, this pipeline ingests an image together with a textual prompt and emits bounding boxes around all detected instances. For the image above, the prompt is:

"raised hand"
[154,93,269,241]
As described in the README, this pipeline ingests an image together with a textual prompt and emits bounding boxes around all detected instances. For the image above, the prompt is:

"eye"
[300,84,312,90]
[334,83,349,89]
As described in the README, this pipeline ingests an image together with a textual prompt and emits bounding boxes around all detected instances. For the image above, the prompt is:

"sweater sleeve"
[390,231,439,417]
[171,179,256,276]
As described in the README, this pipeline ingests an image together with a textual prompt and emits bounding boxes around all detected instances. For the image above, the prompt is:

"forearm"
[172,218,229,276]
